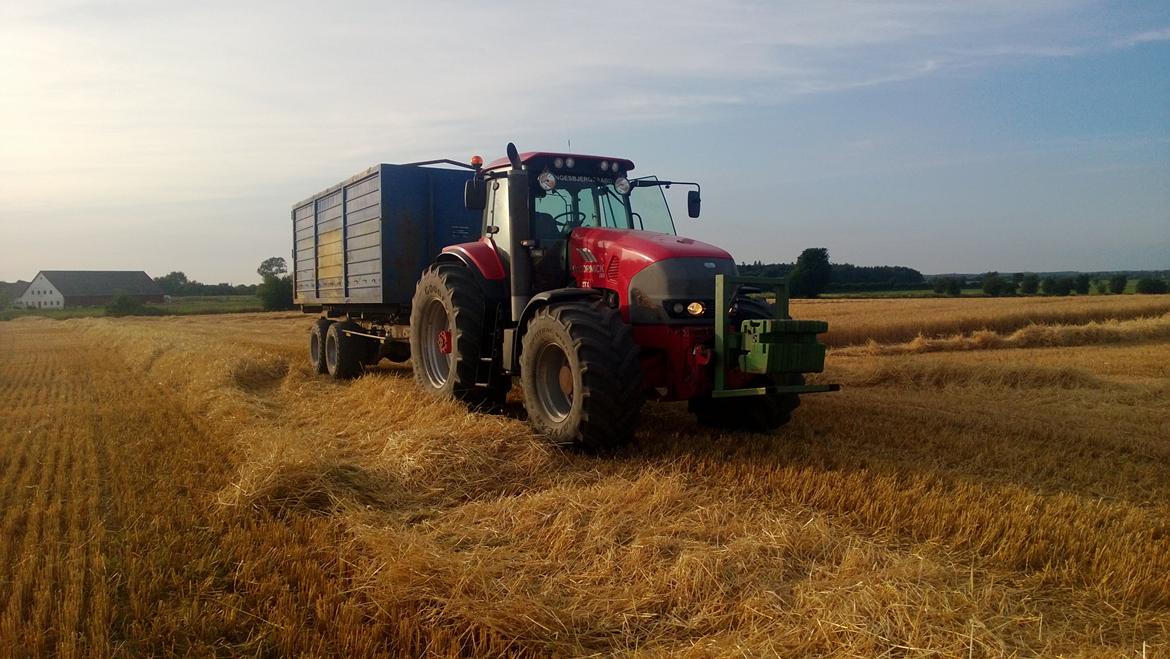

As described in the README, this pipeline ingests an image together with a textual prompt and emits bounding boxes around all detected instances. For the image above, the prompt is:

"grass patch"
[1,295,263,321]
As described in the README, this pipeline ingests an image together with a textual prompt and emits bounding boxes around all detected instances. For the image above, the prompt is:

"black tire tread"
[326,320,364,380]
[309,318,332,375]
[521,300,643,451]
[409,263,505,408]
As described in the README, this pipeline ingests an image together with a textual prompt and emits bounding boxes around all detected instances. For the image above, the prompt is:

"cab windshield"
[532,175,675,240]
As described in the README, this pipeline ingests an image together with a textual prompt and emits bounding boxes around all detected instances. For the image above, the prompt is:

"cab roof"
[483,151,635,172]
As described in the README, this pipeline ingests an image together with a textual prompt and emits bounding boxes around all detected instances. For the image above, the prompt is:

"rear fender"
[436,242,506,302]
[441,238,505,280]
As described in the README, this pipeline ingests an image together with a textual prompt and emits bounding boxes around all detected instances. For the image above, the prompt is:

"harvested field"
[1,295,1168,656]
[796,294,1170,347]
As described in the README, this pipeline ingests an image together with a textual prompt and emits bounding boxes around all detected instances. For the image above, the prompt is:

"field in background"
[0,295,262,320]
[1,296,1168,655]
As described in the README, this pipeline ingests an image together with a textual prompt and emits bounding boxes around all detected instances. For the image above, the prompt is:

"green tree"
[1109,274,1128,294]
[1019,273,1039,295]
[1135,278,1169,294]
[257,276,294,310]
[1073,273,1091,295]
[932,278,948,295]
[944,278,962,296]
[1094,279,1107,294]
[788,248,831,298]
[981,272,1006,297]
[257,257,289,280]
[1040,277,1057,295]
[257,257,295,311]
[154,271,189,295]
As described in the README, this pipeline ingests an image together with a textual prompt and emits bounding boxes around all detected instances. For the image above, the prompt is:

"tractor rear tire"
[689,297,801,432]
[520,300,643,452]
[325,320,363,380]
[309,318,333,375]
[409,263,504,408]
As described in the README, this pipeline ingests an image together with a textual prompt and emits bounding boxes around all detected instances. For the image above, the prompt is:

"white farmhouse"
[16,272,65,309]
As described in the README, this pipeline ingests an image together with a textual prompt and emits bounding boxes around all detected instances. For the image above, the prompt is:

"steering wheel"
[551,210,587,231]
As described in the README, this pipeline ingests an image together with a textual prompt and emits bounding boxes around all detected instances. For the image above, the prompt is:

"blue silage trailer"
[292,162,481,312]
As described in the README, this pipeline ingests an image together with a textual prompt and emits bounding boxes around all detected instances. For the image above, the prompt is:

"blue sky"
[0,1,1167,283]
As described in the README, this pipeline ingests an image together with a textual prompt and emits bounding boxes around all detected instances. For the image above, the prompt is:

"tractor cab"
[465,149,703,299]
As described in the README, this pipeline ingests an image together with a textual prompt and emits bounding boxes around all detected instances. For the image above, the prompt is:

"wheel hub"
[535,343,574,423]
[419,299,451,388]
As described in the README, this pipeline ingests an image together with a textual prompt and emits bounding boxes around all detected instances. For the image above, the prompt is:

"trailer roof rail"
[397,158,478,170]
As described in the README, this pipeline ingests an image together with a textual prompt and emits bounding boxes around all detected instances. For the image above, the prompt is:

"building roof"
[38,271,163,297]
[1,280,30,298]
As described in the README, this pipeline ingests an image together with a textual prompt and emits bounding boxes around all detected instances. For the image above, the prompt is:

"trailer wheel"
[689,298,801,432]
[519,300,643,451]
[409,263,501,407]
[325,321,363,380]
[309,318,333,375]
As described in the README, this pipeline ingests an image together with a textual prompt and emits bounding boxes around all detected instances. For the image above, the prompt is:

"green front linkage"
[711,274,841,399]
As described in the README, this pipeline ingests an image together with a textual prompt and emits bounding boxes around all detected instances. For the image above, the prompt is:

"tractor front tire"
[519,300,643,452]
[309,318,333,375]
[409,263,503,408]
[325,320,363,380]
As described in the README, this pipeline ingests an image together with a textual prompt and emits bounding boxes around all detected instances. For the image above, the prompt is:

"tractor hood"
[570,227,732,271]
[568,227,737,323]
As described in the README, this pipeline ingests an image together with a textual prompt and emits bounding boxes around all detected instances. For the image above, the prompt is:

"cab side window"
[487,178,511,266]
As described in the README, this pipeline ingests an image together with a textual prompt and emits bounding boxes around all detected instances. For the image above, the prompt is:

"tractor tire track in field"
[0,326,107,656]
[0,322,378,655]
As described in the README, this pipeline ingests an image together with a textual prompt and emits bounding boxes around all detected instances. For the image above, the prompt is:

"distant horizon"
[4,262,1169,289]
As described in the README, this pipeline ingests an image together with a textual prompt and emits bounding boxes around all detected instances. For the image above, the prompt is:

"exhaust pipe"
[506,142,531,322]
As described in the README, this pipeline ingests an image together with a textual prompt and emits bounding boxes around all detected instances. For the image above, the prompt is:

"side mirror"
[687,190,701,218]
[464,178,486,211]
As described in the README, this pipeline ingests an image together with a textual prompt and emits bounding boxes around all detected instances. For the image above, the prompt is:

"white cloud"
[1115,27,1170,47]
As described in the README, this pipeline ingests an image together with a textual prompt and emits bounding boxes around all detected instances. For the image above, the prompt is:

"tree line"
[740,250,1170,298]
[154,271,259,296]
[740,250,925,296]
[154,261,294,311]
[932,272,1170,297]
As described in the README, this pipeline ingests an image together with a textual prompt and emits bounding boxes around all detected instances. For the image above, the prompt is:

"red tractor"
[296,143,836,450]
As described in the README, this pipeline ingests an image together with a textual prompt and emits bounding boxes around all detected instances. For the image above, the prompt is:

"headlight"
[554,158,564,169]
[614,176,631,194]
[565,157,575,168]
[686,301,705,316]
[537,171,557,191]
[600,160,609,171]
